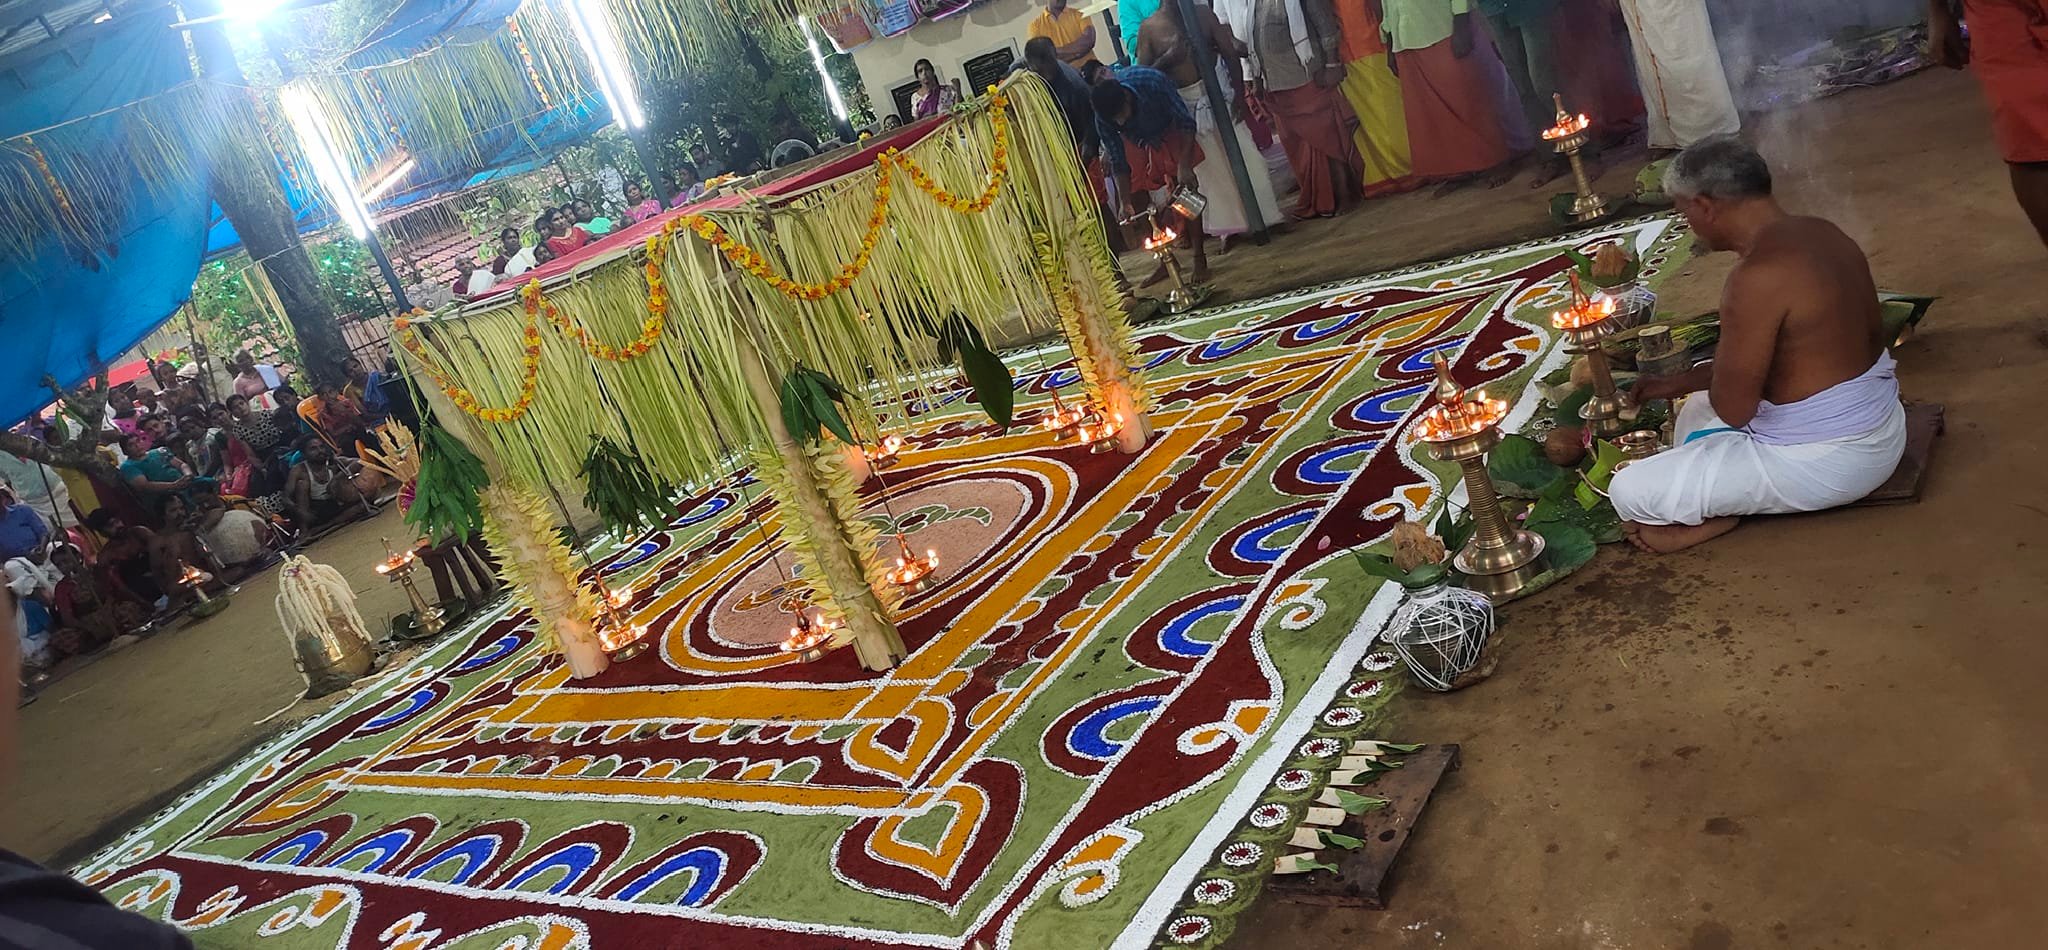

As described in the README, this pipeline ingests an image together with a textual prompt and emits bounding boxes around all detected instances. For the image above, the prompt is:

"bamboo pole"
[733,326,905,672]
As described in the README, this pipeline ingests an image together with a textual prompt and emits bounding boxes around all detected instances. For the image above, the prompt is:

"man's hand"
[1629,374,1687,405]
[1123,189,1152,219]
[1928,5,1968,69]
[1177,168,1200,191]
[1451,14,1474,58]
[169,475,192,490]
[1316,63,1344,88]
[1231,91,1250,122]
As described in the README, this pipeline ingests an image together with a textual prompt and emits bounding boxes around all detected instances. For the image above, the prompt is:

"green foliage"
[935,314,1014,427]
[1532,521,1599,573]
[579,435,681,533]
[1317,830,1366,850]
[1553,385,1594,427]
[1354,505,1470,589]
[1564,246,1642,289]
[1488,434,1566,499]
[1436,504,1475,555]
[1355,553,1447,590]
[1526,472,1626,544]
[1879,292,1935,346]
[778,365,856,445]
[311,237,387,319]
[1576,439,1628,508]
[190,257,301,368]
[407,424,491,544]
[1331,789,1389,814]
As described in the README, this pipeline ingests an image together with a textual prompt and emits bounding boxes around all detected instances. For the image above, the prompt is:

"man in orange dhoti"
[1382,0,1523,189]
[1246,0,1364,217]
[1933,0,2048,247]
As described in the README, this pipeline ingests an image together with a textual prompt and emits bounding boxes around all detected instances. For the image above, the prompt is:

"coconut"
[1545,426,1587,467]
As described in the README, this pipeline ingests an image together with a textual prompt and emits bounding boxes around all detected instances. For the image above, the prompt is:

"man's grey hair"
[1664,135,1773,201]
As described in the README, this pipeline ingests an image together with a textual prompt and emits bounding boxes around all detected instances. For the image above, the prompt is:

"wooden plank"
[1854,402,1943,506]
[1266,743,1461,909]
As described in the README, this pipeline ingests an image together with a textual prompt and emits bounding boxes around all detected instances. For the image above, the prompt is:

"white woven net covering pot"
[1384,579,1497,691]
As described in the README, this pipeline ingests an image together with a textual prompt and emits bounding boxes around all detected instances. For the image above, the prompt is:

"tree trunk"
[188,17,351,390]
[0,429,117,486]
[0,373,121,484]
[209,146,352,389]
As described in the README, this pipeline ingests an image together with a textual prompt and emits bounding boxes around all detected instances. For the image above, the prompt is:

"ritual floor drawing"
[75,217,1686,949]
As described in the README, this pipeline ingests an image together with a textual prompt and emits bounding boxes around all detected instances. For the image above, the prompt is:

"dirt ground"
[8,67,2046,948]
[1230,69,2048,948]
[4,508,423,865]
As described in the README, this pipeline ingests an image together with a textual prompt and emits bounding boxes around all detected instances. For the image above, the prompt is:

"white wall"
[849,0,1119,123]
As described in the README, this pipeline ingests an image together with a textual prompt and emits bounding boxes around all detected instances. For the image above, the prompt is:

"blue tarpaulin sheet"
[6,2,607,425]
[0,9,210,426]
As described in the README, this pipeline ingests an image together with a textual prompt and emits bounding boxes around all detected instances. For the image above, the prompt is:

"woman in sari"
[623,181,664,224]
[910,59,961,118]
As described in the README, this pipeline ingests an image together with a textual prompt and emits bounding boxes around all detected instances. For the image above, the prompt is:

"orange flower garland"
[397,88,1018,423]
[394,308,544,423]
[882,89,1011,214]
[518,233,672,361]
[674,89,1011,303]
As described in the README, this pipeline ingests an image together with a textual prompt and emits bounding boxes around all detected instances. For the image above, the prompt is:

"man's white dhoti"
[1610,393,1906,526]
[1615,0,1741,149]
[1178,83,1282,236]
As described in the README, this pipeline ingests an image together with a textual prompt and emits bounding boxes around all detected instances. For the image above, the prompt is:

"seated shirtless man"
[1611,136,1906,553]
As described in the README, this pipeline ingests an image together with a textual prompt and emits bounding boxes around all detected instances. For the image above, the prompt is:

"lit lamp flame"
[374,547,415,576]
[1075,408,1126,452]
[176,561,214,601]
[1142,226,1179,252]
[1414,391,1509,443]
[888,533,940,588]
[1551,295,1616,331]
[1039,386,1091,440]
[863,433,905,467]
[781,607,842,655]
[592,578,651,659]
[1541,112,1590,141]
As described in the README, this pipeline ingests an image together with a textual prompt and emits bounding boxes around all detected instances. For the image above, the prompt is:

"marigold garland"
[674,89,1011,303]
[401,89,1018,423]
[394,308,543,424]
[516,234,672,361]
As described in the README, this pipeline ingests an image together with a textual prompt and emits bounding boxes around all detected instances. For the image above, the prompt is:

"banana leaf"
[1488,434,1567,499]
[1575,439,1628,509]
[958,345,1016,427]
[1531,522,1599,573]
[1879,292,1935,347]
[1565,247,1641,289]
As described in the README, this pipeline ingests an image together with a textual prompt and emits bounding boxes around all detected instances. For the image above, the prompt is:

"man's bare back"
[1724,216,1885,409]
[1136,5,1234,88]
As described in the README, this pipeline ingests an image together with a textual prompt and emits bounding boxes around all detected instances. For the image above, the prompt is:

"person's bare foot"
[1482,160,1521,188]
[1529,157,1569,189]
[1624,517,1740,554]
[1433,177,1473,198]
[1218,233,1240,255]
[1140,261,1171,288]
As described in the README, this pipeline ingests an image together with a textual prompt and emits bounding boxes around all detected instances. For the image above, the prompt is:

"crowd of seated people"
[443,166,762,302]
[7,349,414,685]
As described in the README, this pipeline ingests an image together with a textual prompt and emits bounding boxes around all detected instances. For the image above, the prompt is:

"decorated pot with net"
[1356,519,1497,692]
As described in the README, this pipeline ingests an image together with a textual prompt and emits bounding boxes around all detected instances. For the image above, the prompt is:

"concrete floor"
[7,67,2046,949]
